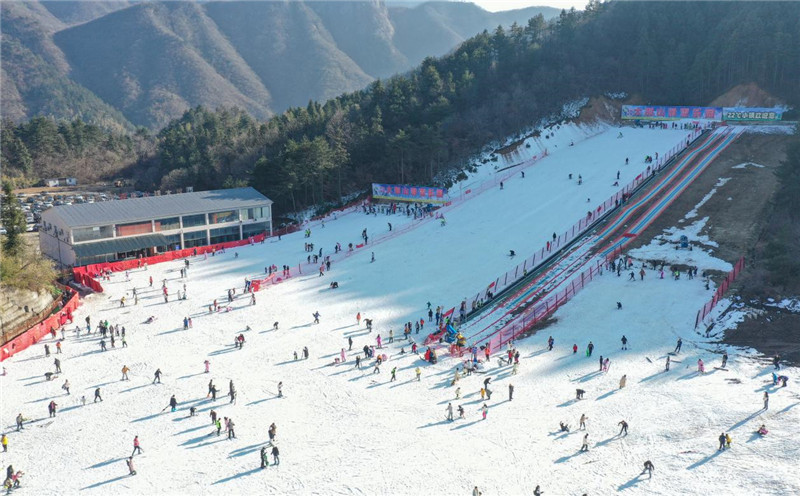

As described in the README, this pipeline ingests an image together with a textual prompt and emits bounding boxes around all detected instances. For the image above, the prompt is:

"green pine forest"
[2,1,799,216]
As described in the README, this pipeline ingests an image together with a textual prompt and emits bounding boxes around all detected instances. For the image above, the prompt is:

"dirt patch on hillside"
[624,131,800,362]
[575,96,622,125]
[496,137,528,157]
[709,82,783,108]
[626,133,786,263]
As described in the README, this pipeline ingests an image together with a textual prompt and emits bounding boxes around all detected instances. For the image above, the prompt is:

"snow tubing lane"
[461,130,724,343]
[465,128,739,347]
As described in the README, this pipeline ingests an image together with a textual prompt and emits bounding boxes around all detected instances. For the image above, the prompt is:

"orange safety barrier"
[1,288,80,361]
[73,234,267,293]
[695,256,745,329]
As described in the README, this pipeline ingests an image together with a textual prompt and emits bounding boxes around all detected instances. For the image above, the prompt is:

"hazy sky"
[471,0,584,11]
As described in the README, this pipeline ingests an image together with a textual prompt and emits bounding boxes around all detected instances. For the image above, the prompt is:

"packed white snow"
[628,218,732,273]
[3,125,797,496]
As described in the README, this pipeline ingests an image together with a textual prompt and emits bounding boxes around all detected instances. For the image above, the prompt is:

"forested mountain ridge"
[2,1,798,219]
[1,0,559,129]
[1,1,133,132]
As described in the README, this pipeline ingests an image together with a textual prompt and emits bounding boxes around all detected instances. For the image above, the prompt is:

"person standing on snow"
[260,447,269,468]
[132,436,143,456]
[446,403,454,421]
[126,457,136,476]
[227,418,236,439]
[665,355,671,371]
[621,335,628,350]
[674,338,683,354]
[94,388,103,403]
[271,445,280,465]
[618,420,629,436]
[481,404,488,420]
[579,414,588,430]
[642,460,654,477]
[580,433,589,451]
[209,383,218,401]
[153,368,162,384]
[168,395,177,412]
[508,384,514,401]
[763,391,769,410]
[313,312,321,324]
[587,341,594,357]
[390,367,397,382]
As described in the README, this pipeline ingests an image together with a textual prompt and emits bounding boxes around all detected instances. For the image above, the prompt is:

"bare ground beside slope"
[622,131,800,362]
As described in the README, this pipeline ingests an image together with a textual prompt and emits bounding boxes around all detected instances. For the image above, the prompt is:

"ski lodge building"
[39,187,272,267]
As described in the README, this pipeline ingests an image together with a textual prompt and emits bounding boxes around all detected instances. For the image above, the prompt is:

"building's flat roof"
[47,188,272,228]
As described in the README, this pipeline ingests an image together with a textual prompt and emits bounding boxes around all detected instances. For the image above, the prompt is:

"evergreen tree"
[1,181,27,254]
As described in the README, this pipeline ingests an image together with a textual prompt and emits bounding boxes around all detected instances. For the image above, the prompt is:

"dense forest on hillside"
[1,117,150,183]
[2,1,798,215]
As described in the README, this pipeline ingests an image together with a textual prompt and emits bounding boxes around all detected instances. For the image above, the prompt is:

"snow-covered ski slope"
[4,124,798,495]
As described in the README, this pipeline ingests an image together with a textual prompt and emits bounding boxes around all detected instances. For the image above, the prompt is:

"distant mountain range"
[1,1,559,130]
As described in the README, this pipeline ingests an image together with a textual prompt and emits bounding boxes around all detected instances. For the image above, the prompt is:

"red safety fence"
[695,256,745,329]
[73,234,267,293]
[455,127,704,316]
[437,248,622,353]
[1,286,80,361]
